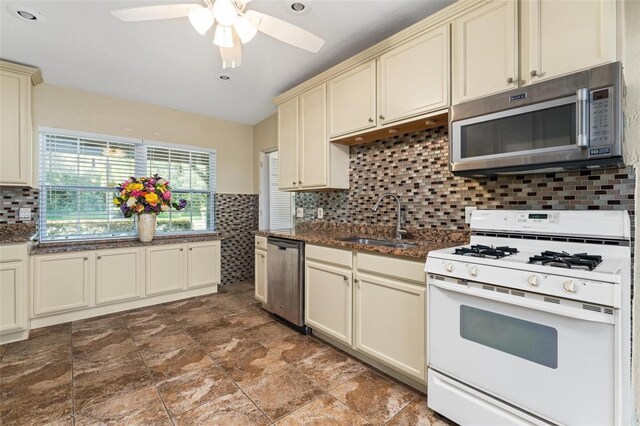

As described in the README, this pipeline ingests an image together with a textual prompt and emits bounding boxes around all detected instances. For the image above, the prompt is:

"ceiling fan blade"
[219,34,242,68]
[111,4,203,22]
[244,10,324,53]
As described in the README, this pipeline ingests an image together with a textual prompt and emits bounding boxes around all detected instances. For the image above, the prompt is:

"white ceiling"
[0,0,454,125]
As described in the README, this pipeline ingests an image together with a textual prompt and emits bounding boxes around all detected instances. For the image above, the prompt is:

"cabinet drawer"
[357,252,425,284]
[306,244,352,268]
[0,244,26,263]
[255,236,267,251]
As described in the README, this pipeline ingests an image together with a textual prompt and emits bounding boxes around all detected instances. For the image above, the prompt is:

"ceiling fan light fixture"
[233,16,257,43]
[188,6,214,35]
[213,24,234,48]
[212,0,238,26]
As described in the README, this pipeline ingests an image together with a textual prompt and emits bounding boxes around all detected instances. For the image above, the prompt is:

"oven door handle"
[430,280,614,325]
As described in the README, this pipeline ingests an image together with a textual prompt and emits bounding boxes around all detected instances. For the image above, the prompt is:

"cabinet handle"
[343,276,348,281]
[298,181,302,185]
[506,77,514,84]
[530,70,538,77]
[292,181,296,185]
[368,117,374,123]
[180,248,184,251]
[379,115,385,120]
[97,256,102,260]
[354,278,359,283]
[83,257,88,260]
[189,248,193,251]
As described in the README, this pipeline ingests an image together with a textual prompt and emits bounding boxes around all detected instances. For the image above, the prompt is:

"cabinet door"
[33,253,91,316]
[453,1,518,103]
[95,248,142,305]
[354,273,425,380]
[0,261,26,333]
[277,97,300,190]
[305,260,352,345]
[0,70,30,186]
[299,84,327,189]
[146,245,185,296]
[328,61,376,137]
[187,241,221,289]
[378,25,450,123]
[526,0,616,84]
[255,249,267,303]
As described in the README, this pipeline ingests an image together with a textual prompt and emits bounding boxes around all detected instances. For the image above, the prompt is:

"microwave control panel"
[589,87,613,152]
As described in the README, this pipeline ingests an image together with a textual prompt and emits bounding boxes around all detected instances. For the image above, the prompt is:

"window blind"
[269,152,293,229]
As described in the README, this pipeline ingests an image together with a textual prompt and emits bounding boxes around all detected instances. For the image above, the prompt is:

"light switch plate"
[296,207,304,218]
[465,206,477,224]
[19,208,31,220]
[317,208,324,219]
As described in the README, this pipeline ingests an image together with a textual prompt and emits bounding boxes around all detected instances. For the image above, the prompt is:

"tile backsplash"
[296,126,636,229]
[0,186,39,225]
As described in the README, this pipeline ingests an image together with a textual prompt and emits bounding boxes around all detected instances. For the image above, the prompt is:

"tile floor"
[0,281,456,425]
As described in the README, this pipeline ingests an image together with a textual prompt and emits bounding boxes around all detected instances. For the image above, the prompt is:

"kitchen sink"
[339,236,419,249]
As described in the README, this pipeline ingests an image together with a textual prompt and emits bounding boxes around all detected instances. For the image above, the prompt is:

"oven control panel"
[515,212,560,225]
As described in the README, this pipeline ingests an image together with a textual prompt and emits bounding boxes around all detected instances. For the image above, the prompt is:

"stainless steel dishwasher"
[266,237,306,332]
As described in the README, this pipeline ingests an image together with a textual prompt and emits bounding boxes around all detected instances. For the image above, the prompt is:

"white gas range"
[425,210,632,426]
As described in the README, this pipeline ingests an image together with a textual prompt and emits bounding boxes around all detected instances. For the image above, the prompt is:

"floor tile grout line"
[381,395,419,426]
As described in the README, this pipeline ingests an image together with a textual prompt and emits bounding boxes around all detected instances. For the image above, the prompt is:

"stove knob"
[563,280,579,294]
[468,266,479,277]
[527,275,541,287]
[444,262,454,272]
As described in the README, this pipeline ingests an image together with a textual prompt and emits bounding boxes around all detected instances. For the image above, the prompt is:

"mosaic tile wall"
[297,127,636,230]
[0,186,39,225]
[215,193,259,285]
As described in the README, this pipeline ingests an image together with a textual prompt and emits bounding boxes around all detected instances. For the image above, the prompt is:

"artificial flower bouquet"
[113,174,187,217]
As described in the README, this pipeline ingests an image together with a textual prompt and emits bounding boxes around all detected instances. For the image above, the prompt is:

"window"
[267,151,294,229]
[39,129,216,241]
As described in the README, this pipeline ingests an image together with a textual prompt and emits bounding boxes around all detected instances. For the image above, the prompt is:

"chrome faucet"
[371,193,408,240]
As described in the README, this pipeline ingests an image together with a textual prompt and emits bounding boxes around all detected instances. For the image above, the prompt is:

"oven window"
[460,104,576,159]
[460,305,558,368]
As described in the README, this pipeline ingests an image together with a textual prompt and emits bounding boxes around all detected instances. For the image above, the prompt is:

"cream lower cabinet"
[255,249,267,303]
[354,272,425,381]
[0,244,29,343]
[187,241,221,289]
[95,248,143,305]
[33,252,92,316]
[146,245,186,296]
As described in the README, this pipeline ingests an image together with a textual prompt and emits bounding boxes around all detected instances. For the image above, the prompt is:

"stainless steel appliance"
[450,62,624,175]
[266,237,306,329]
[425,210,632,425]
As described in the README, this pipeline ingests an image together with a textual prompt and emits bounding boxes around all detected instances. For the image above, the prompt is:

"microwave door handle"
[576,88,589,148]
[429,279,614,325]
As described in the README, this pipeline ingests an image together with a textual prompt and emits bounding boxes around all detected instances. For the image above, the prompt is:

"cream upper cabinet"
[277,97,299,190]
[145,245,186,296]
[0,61,40,187]
[354,272,425,381]
[378,24,450,124]
[95,248,142,305]
[328,60,377,137]
[453,1,518,103]
[187,241,221,289]
[299,84,327,188]
[524,0,616,84]
[254,248,267,303]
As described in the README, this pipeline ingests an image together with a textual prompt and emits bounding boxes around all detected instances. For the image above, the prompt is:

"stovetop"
[528,251,603,271]
[454,244,519,259]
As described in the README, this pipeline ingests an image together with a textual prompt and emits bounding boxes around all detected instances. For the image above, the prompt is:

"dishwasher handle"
[267,237,301,250]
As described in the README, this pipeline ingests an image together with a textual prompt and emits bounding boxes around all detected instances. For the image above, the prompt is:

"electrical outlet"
[465,206,477,224]
[317,208,324,219]
[296,207,304,218]
[18,208,31,220]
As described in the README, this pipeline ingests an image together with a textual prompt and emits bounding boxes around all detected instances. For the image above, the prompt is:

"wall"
[252,113,278,193]
[32,84,254,194]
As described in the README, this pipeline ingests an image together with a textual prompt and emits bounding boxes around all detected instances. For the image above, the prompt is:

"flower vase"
[137,214,157,242]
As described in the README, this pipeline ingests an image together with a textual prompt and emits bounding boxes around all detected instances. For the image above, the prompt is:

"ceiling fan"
[111,0,325,69]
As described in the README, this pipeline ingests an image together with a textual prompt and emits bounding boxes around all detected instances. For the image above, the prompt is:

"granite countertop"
[0,223,37,245]
[256,222,469,260]
[31,232,226,255]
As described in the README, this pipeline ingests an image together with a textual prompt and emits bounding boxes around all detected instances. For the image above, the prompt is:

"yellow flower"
[145,192,159,205]
[125,183,144,192]
[113,198,121,206]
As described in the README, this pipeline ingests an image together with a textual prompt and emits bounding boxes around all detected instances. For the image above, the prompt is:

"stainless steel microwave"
[450,62,624,176]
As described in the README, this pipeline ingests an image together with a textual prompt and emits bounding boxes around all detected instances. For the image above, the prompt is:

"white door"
[328,60,377,137]
[428,278,615,426]
[254,249,267,303]
[277,97,299,190]
[355,273,425,380]
[299,84,327,188]
[525,0,616,84]
[378,24,450,123]
[187,241,221,288]
[453,0,518,103]
[0,70,30,186]
[0,261,26,333]
[95,248,142,305]
[146,245,185,296]
[33,253,91,316]
[305,260,352,345]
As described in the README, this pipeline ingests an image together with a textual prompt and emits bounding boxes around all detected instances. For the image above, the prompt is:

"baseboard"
[0,328,29,345]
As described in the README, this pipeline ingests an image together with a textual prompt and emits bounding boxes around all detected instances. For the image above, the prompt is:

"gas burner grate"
[454,244,519,259]
[528,251,603,271]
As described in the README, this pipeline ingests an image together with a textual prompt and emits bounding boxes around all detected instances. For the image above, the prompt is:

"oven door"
[450,94,590,174]
[428,277,615,426]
